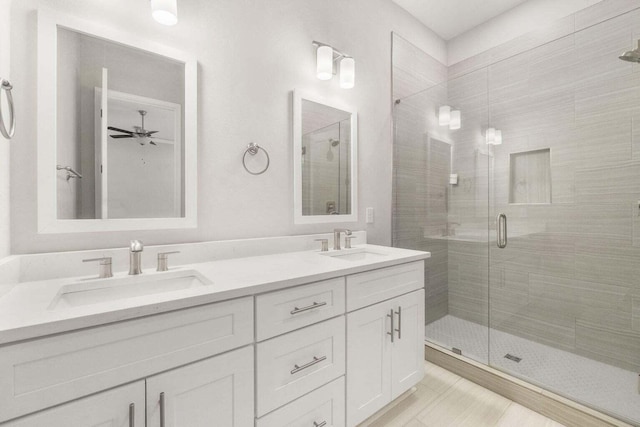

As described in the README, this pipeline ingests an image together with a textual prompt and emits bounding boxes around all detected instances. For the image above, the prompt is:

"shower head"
[330,138,340,147]
[619,40,640,63]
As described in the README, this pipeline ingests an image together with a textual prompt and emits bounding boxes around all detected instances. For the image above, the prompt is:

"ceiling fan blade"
[146,130,159,135]
[108,126,134,134]
[110,135,134,139]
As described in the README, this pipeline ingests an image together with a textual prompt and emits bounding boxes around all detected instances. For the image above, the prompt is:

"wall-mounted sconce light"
[340,57,355,89]
[150,0,178,26]
[438,106,451,126]
[449,110,461,130]
[486,127,503,145]
[316,45,333,80]
[313,41,355,89]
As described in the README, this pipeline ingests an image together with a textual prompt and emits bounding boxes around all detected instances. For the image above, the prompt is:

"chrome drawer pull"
[290,301,327,315]
[291,355,327,374]
[387,309,394,342]
[314,421,327,427]
[129,403,135,427]
[160,392,166,427]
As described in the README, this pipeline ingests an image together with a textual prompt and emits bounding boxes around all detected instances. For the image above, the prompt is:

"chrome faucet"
[333,228,352,250]
[129,240,144,275]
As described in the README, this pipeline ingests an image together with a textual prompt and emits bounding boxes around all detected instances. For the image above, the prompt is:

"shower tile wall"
[392,34,449,324]
[444,4,640,372]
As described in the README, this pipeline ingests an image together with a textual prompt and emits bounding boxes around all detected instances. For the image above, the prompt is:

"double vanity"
[0,234,429,427]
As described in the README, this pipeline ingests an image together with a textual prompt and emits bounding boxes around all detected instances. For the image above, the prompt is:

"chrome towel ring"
[242,142,270,175]
[0,79,15,139]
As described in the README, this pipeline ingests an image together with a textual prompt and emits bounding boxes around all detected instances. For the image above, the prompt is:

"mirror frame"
[292,89,358,224]
[37,8,198,233]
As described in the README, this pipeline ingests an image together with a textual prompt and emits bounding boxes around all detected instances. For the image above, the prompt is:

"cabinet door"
[391,289,425,399]
[146,346,254,427]
[4,381,145,427]
[346,300,393,427]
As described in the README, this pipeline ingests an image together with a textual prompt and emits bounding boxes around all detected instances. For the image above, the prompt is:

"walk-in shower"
[392,4,640,425]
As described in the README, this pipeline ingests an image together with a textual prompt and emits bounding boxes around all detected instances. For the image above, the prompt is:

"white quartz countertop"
[0,244,429,345]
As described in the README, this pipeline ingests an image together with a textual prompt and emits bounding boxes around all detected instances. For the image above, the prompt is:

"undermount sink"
[49,269,213,310]
[319,247,389,262]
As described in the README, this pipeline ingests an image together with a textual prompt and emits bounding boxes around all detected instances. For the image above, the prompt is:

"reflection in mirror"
[38,10,197,233]
[301,100,351,216]
[293,91,357,224]
[56,27,184,220]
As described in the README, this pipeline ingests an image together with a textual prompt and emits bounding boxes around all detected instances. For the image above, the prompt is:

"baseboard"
[425,343,636,427]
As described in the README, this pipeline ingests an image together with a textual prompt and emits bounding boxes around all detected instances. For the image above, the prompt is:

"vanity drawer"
[256,316,345,416]
[346,261,424,311]
[256,376,345,427]
[256,277,345,341]
[0,296,253,423]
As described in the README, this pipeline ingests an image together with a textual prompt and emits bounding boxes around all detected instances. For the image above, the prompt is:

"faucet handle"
[130,240,144,252]
[83,256,113,278]
[315,239,329,252]
[157,251,180,272]
[344,235,357,249]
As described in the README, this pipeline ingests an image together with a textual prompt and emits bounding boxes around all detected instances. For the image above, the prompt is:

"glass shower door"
[485,10,640,423]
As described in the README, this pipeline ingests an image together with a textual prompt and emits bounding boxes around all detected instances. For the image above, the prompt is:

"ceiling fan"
[108,110,159,146]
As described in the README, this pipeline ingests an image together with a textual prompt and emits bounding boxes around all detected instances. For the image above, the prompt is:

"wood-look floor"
[361,362,565,427]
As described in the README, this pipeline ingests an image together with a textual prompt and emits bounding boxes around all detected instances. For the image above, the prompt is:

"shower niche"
[508,148,551,205]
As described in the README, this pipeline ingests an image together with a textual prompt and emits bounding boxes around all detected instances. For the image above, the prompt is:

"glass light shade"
[316,46,334,81]
[340,57,355,89]
[494,130,503,145]
[438,106,451,126]
[486,127,496,144]
[151,0,178,25]
[449,110,461,130]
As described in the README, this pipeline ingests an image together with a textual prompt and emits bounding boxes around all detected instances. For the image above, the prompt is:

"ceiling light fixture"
[150,0,178,26]
[313,41,355,89]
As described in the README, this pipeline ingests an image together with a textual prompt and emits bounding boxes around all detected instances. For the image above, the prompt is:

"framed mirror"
[37,9,197,233]
[293,90,357,224]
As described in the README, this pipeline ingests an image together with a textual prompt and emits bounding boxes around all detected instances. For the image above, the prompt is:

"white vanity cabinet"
[5,346,254,427]
[0,296,254,425]
[346,262,425,427]
[0,254,428,427]
[146,346,254,427]
[3,381,146,427]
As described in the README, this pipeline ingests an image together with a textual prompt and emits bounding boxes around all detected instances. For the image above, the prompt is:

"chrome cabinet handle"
[314,422,327,427]
[497,213,507,248]
[395,306,402,339]
[160,392,165,427]
[387,309,394,342]
[290,301,327,315]
[129,403,135,427]
[291,355,327,375]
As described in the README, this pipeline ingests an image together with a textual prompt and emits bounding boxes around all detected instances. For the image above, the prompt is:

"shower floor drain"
[504,353,522,363]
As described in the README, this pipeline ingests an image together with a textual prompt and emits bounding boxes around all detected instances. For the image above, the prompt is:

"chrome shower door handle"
[497,214,507,249]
